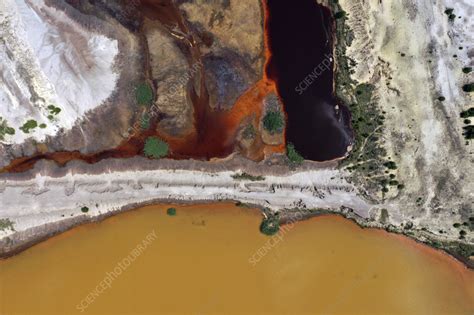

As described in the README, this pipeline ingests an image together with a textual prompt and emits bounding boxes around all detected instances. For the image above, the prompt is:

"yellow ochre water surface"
[1,203,473,314]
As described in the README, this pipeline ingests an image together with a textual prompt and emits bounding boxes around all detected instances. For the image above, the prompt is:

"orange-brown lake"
[1,203,473,314]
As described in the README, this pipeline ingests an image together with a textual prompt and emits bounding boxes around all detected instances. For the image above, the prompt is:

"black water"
[266,0,352,161]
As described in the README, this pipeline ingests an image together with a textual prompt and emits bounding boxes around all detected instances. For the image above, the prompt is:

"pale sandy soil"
[0,158,369,239]
[0,0,119,144]
[338,0,473,245]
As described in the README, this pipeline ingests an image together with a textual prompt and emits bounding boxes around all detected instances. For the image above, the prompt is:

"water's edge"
[1,199,472,270]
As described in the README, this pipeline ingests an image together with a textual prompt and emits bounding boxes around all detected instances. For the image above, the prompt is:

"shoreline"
[1,197,473,271]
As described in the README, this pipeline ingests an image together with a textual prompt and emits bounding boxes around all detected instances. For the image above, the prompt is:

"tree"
[144,137,169,158]
[136,83,153,106]
[263,111,284,134]
[287,143,304,165]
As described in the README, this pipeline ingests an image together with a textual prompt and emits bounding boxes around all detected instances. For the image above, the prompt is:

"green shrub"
[81,206,89,213]
[47,105,61,116]
[462,125,473,140]
[0,118,15,140]
[462,67,472,74]
[144,137,169,158]
[334,11,346,19]
[0,218,14,231]
[263,111,284,134]
[260,215,280,236]
[136,83,153,106]
[437,96,445,101]
[462,83,474,92]
[167,207,177,216]
[383,161,397,170]
[444,8,454,15]
[19,120,38,133]
[460,108,474,118]
[287,143,304,165]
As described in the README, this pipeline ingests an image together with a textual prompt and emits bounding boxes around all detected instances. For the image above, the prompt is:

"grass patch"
[144,137,169,159]
[136,83,153,106]
[232,172,265,181]
[263,111,284,134]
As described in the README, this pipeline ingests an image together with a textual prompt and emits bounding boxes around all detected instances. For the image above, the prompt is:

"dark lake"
[266,0,352,161]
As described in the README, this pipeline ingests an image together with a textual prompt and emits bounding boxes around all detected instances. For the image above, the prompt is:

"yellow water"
[1,203,473,315]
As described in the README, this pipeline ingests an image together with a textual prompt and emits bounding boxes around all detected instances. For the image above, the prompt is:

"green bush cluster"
[136,83,154,106]
[263,111,284,134]
[286,143,304,165]
[260,215,280,236]
[144,137,169,159]
[167,208,177,216]
[19,120,38,134]
[0,117,15,140]
[462,83,474,92]
[0,218,14,231]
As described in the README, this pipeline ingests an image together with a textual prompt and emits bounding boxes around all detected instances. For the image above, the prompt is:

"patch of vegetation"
[286,143,304,166]
[47,105,61,116]
[260,214,280,236]
[39,123,47,129]
[437,96,445,101]
[19,119,38,134]
[462,83,474,93]
[81,206,89,213]
[242,124,256,140]
[383,161,397,170]
[334,11,346,19]
[136,83,153,106]
[460,108,474,118]
[144,137,169,159]
[167,207,177,216]
[444,8,454,15]
[0,218,15,232]
[232,172,265,181]
[0,117,15,140]
[462,125,473,140]
[462,67,472,74]
[262,111,284,134]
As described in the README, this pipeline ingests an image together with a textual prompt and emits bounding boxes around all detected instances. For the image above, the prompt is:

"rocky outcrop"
[179,0,264,109]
